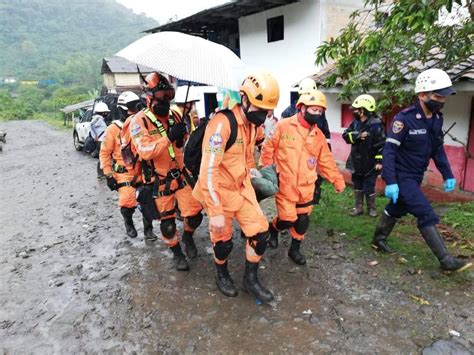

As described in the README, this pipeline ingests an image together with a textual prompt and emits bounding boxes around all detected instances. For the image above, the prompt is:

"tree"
[315,0,474,112]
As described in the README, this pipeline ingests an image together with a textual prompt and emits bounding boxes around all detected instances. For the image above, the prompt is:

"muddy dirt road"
[0,120,472,353]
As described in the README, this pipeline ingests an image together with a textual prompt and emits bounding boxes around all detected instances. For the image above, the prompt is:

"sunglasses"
[147,87,175,101]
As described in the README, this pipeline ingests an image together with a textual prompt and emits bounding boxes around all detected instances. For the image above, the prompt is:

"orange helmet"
[144,72,175,99]
[296,89,327,109]
[240,72,279,110]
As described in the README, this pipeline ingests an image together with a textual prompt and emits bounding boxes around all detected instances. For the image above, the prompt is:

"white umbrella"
[116,31,245,90]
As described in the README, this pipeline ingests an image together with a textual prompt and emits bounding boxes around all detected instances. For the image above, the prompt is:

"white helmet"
[117,91,140,109]
[174,86,200,104]
[94,101,110,113]
[298,78,317,95]
[415,68,455,95]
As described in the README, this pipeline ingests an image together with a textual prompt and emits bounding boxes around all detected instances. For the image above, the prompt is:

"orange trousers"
[209,196,269,263]
[274,193,313,240]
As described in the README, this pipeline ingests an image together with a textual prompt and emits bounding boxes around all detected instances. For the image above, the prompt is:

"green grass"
[0,113,72,131]
[311,182,473,284]
[33,112,72,131]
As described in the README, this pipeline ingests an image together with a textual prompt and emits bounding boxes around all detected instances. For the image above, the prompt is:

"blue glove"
[385,184,399,204]
[444,178,456,192]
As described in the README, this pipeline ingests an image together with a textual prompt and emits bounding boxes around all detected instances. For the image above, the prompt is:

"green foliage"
[315,0,474,113]
[442,201,474,235]
[312,182,472,273]
[0,0,158,121]
[0,0,158,83]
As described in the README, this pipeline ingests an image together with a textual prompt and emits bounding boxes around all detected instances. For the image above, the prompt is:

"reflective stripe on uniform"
[375,155,383,159]
[386,138,401,146]
[144,109,176,160]
[348,132,354,144]
[207,122,223,206]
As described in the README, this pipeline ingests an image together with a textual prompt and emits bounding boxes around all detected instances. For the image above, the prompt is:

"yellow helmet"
[296,90,326,109]
[352,94,376,112]
[298,78,317,95]
[240,72,280,110]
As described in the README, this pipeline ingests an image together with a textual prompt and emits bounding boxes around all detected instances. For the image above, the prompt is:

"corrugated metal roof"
[61,99,94,114]
[144,0,299,35]
[101,56,154,74]
[306,54,474,89]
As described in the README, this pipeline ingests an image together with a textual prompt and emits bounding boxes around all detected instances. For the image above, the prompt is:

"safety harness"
[142,109,192,198]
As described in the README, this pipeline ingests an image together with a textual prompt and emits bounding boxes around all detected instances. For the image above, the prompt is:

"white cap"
[94,101,110,113]
[415,68,455,95]
[117,91,140,109]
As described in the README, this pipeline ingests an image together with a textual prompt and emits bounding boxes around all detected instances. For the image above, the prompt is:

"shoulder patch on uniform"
[392,120,404,134]
[401,105,416,114]
[131,123,141,136]
[307,156,316,169]
[209,133,223,148]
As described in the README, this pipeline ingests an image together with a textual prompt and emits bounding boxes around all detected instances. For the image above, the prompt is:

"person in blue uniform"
[372,68,471,272]
[343,94,385,217]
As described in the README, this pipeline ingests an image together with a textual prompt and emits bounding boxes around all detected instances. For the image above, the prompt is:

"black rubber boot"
[170,244,190,271]
[268,223,279,249]
[419,225,472,272]
[182,231,198,259]
[242,261,274,303]
[372,212,397,254]
[288,238,306,265]
[350,190,364,216]
[366,193,378,217]
[143,217,157,242]
[215,261,238,297]
[120,207,137,238]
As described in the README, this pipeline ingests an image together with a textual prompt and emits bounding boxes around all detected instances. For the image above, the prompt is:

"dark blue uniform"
[343,116,385,195]
[382,101,453,228]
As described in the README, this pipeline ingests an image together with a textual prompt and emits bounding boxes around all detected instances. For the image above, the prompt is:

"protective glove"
[168,122,187,143]
[106,176,118,191]
[385,183,399,204]
[444,178,456,192]
[334,179,346,193]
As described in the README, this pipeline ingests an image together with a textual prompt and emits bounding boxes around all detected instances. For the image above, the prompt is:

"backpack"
[184,109,238,181]
[84,133,96,154]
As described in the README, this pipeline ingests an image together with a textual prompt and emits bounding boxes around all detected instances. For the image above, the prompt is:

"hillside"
[0,0,158,84]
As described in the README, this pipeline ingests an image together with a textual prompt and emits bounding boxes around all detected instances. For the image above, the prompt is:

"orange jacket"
[129,109,185,178]
[100,118,141,180]
[260,113,345,202]
[100,120,126,176]
[193,105,258,217]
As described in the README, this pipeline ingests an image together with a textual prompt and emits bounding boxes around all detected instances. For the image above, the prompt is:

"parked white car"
[73,109,93,151]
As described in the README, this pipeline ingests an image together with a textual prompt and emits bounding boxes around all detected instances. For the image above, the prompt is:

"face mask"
[118,107,128,121]
[152,99,170,116]
[246,110,267,127]
[424,98,444,113]
[353,111,361,120]
[304,111,322,125]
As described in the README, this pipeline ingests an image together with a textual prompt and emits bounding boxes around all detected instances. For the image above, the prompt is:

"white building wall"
[114,73,142,87]
[238,0,364,116]
[441,92,472,147]
[324,91,472,144]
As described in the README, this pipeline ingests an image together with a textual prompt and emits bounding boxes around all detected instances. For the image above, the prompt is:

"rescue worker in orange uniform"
[193,73,280,302]
[260,89,346,265]
[129,72,203,271]
[100,91,157,241]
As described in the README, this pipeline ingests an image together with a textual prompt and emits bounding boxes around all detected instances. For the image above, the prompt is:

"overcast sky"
[116,0,230,24]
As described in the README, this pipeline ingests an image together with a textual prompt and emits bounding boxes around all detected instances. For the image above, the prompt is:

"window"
[341,104,352,128]
[267,16,284,43]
